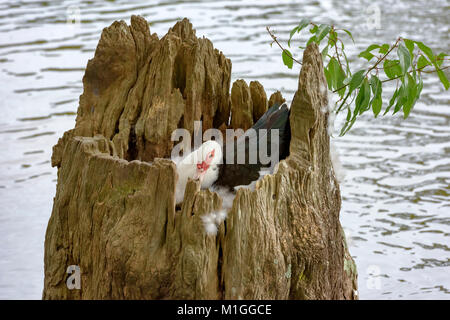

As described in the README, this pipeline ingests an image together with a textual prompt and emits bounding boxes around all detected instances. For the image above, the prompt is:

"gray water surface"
[0,0,448,299]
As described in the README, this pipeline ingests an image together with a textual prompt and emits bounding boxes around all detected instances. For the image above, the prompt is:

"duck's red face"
[195,149,215,180]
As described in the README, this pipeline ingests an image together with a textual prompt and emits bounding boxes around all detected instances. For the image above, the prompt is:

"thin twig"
[330,27,343,69]
[332,38,401,93]
[381,65,449,83]
[335,64,449,114]
[266,24,449,111]
[365,37,402,77]
[266,26,302,65]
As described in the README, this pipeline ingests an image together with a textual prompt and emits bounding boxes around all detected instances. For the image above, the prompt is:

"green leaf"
[363,44,381,52]
[379,44,390,54]
[327,57,346,97]
[339,106,357,136]
[328,30,338,46]
[415,77,423,103]
[342,29,355,43]
[310,25,318,34]
[346,106,352,121]
[417,55,430,70]
[397,43,411,73]
[403,38,415,56]
[306,36,317,46]
[437,69,450,90]
[288,27,298,47]
[289,27,299,38]
[372,96,382,117]
[359,44,384,61]
[282,50,293,69]
[384,88,399,115]
[289,19,310,46]
[393,82,407,115]
[359,51,375,61]
[355,78,371,114]
[321,45,329,60]
[415,41,434,62]
[342,50,351,74]
[415,41,447,88]
[370,74,382,117]
[403,73,417,119]
[315,24,331,43]
[384,59,402,79]
[336,80,347,98]
[297,19,311,32]
[344,111,358,134]
[327,57,338,88]
[435,52,448,67]
[339,107,351,136]
[370,75,382,97]
[354,81,364,112]
[348,69,366,93]
[324,66,332,90]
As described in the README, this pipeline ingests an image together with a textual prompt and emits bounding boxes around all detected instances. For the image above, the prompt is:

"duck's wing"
[214,103,291,190]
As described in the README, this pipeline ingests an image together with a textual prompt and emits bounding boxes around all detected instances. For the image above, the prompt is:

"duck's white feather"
[173,140,222,204]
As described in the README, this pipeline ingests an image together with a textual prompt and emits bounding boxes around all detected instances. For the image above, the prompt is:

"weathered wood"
[43,16,357,300]
[52,16,232,165]
[250,81,268,122]
[268,90,286,107]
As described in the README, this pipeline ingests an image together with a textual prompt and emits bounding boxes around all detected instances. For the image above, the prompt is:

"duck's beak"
[195,149,215,181]
[195,161,209,181]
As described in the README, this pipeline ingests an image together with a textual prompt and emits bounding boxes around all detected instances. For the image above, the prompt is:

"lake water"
[0,0,448,299]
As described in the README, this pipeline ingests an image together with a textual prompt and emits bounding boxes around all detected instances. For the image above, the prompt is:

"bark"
[249,81,268,123]
[43,16,358,300]
[230,79,253,131]
[268,90,286,107]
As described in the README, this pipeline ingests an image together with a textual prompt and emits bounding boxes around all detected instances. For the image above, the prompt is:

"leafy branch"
[266,26,302,67]
[267,19,450,136]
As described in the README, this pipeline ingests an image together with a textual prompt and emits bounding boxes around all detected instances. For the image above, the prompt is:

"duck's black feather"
[214,103,291,190]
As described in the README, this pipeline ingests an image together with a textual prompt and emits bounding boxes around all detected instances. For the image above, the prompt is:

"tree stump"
[43,16,358,300]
